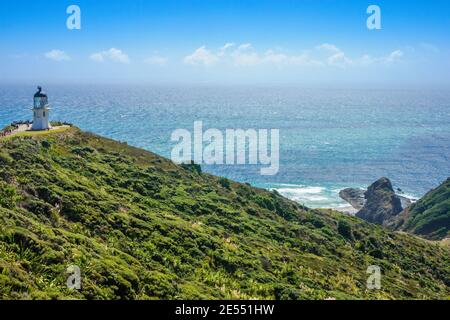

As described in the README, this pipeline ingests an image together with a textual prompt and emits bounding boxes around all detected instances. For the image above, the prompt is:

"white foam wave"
[271,184,347,209]
[275,186,325,195]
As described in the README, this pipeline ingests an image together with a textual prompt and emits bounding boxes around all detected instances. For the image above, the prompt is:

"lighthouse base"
[31,107,51,131]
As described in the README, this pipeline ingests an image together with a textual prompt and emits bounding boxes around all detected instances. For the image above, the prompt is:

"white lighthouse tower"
[32,86,51,131]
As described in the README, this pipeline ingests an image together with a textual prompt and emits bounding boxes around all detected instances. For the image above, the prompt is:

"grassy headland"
[0,127,448,299]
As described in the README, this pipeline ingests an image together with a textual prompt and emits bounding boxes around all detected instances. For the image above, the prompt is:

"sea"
[1,84,449,209]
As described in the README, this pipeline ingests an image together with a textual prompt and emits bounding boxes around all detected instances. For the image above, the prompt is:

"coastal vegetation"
[340,177,449,241]
[393,178,450,240]
[0,127,448,299]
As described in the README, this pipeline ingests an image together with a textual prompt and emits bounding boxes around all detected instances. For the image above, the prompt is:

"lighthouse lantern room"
[32,86,51,130]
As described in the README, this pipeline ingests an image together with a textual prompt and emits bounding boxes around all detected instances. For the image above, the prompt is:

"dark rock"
[339,188,366,210]
[340,185,414,214]
[356,177,403,226]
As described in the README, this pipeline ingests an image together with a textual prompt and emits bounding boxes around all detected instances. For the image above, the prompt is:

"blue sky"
[1,0,449,85]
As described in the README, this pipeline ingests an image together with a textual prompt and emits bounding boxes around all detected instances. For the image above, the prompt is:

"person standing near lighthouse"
[31,86,51,131]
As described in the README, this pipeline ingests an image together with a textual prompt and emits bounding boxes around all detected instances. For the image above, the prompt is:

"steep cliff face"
[0,128,449,299]
[356,178,403,226]
[392,178,450,240]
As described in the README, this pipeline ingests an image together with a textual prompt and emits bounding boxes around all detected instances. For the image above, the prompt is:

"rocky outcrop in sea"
[339,188,366,210]
[339,177,415,226]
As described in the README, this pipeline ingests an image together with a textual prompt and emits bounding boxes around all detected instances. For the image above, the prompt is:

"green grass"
[0,127,448,300]
[0,126,71,142]
[398,178,450,240]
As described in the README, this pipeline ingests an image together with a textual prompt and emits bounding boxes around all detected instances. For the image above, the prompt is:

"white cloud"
[183,43,403,69]
[327,51,352,67]
[218,43,235,56]
[144,56,168,66]
[317,44,404,67]
[347,50,404,66]
[384,50,404,63]
[90,48,130,64]
[45,50,71,61]
[237,43,253,51]
[220,43,235,51]
[288,53,323,67]
[230,46,323,67]
[231,44,261,66]
[90,53,104,62]
[317,43,352,67]
[184,43,326,67]
[317,43,341,53]
[262,50,289,65]
[357,54,375,66]
[184,46,220,66]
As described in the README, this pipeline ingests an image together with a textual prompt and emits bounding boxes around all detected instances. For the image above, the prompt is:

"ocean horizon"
[1,84,449,209]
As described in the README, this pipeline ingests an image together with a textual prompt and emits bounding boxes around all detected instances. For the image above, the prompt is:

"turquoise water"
[1,85,449,208]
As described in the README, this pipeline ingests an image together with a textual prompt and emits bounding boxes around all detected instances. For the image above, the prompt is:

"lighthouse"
[32,86,51,130]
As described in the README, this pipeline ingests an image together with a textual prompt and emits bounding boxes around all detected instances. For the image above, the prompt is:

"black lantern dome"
[33,86,49,108]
